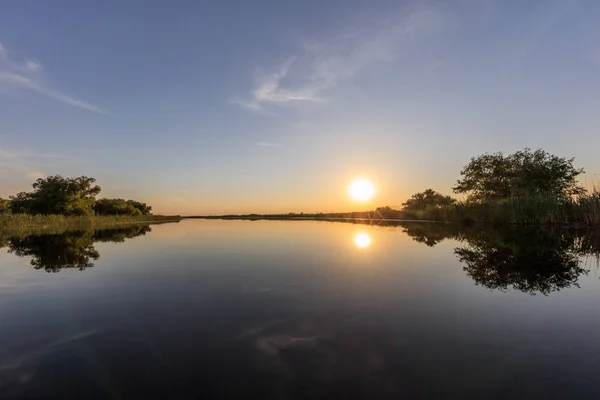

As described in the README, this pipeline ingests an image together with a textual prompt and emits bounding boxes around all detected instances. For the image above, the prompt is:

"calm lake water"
[1,220,600,399]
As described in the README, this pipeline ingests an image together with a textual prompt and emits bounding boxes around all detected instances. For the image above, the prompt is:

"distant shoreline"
[184,214,451,225]
[181,208,599,227]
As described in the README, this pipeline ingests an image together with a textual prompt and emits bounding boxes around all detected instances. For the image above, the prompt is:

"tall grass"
[0,214,181,230]
[401,191,600,226]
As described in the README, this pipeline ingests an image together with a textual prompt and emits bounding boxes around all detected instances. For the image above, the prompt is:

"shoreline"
[182,214,598,228]
[0,214,182,232]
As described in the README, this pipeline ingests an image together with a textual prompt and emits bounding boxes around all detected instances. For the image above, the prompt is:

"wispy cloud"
[0,41,105,113]
[235,3,452,113]
[256,141,281,147]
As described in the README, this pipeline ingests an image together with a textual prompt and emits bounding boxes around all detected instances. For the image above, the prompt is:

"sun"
[348,179,375,202]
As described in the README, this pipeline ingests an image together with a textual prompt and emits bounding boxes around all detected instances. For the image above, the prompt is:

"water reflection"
[1,220,600,398]
[0,225,151,272]
[400,223,598,295]
[353,232,371,248]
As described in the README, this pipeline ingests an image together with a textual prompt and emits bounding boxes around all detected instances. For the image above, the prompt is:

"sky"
[1,0,600,215]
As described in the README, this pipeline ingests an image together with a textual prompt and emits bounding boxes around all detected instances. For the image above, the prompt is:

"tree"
[9,175,101,216]
[401,189,456,210]
[94,198,152,216]
[95,198,138,216]
[374,206,400,219]
[9,192,34,214]
[453,148,586,202]
[126,200,152,216]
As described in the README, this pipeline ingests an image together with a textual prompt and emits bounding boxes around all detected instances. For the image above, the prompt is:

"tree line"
[0,175,152,217]
[400,148,588,210]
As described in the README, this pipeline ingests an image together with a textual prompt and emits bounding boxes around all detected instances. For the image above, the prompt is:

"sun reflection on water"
[354,233,372,248]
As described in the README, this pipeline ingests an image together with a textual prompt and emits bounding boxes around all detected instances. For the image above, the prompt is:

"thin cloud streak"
[256,141,281,147]
[0,42,105,113]
[236,2,452,113]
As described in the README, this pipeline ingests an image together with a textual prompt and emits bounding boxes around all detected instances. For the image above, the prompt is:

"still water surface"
[1,220,599,399]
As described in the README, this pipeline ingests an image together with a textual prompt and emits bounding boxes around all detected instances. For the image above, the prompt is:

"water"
[1,220,599,399]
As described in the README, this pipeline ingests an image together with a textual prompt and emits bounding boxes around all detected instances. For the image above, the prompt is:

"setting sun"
[348,179,375,202]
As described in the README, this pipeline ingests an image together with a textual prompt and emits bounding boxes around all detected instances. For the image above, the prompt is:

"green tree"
[95,198,137,216]
[10,175,101,216]
[453,148,586,202]
[126,200,152,215]
[94,198,152,216]
[8,192,34,214]
[401,189,456,210]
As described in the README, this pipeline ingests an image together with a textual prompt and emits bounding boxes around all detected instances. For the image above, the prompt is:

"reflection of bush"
[400,223,462,247]
[5,225,151,273]
[93,225,152,243]
[9,231,99,272]
[455,239,586,295]
[400,222,598,295]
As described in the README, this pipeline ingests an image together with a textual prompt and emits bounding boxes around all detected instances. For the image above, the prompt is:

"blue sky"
[1,0,599,214]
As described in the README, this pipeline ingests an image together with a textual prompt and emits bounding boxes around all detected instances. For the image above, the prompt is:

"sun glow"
[354,233,372,248]
[348,179,375,202]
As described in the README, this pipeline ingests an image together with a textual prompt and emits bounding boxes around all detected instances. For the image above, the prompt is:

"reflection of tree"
[5,225,151,273]
[400,223,460,247]
[9,231,99,272]
[400,222,598,295]
[455,236,587,295]
[93,225,152,243]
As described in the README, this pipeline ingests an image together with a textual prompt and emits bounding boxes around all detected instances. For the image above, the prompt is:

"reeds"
[0,214,181,230]
[401,191,600,226]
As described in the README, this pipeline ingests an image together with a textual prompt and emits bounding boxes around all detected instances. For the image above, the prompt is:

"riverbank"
[187,194,600,226]
[0,214,181,231]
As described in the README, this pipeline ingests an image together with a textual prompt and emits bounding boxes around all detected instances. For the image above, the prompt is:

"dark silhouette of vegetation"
[399,222,597,295]
[9,231,100,272]
[453,148,586,202]
[456,240,585,296]
[398,222,459,246]
[93,224,152,243]
[401,189,456,210]
[4,225,151,273]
